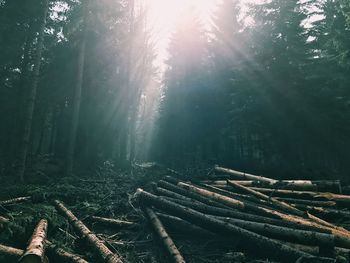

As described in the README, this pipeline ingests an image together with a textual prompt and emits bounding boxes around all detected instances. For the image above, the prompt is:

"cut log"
[0,196,31,206]
[0,244,23,257]
[205,179,342,193]
[156,212,214,238]
[214,166,277,184]
[161,195,333,233]
[135,188,333,262]
[54,200,123,263]
[293,205,350,219]
[215,216,335,247]
[158,180,229,209]
[145,208,186,263]
[90,216,136,228]
[176,182,350,247]
[19,219,48,263]
[250,187,350,205]
[46,240,89,263]
[275,198,337,207]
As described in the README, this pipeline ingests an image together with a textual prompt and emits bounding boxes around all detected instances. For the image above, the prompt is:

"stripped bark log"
[177,182,350,247]
[135,188,332,262]
[0,196,31,206]
[90,216,136,228]
[19,219,48,263]
[46,240,89,263]
[54,200,123,263]
[145,208,186,263]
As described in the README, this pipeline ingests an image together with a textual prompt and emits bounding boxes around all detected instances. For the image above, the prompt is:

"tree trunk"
[19,219,48,263]
[135,189,327,262]
[16,0,49,182]
[0,244,23,257]
[145,208,186,263]
[54,200,124,263]
[65,1,88,175]
[90,216,136,228]
[45,240,89,263]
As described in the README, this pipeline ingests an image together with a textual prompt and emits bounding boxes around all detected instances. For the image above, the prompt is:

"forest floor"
[0,164,251,263]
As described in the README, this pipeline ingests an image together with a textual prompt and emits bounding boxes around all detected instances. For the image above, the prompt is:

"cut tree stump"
[19,219,48,263]
[54,200,124,263]
[145,208,186,263]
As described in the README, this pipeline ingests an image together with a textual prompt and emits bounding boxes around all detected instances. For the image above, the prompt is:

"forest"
[0,0,350,262]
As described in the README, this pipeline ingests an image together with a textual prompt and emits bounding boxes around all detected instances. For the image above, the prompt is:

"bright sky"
[147,0,220,68]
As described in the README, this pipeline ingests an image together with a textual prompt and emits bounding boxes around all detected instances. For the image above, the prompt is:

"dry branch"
[145,208,186,263]
[19,219,48,263]
[0,196,31,206]
[46,240,89,263]
[54,200,124,263]
[90,216,136,228]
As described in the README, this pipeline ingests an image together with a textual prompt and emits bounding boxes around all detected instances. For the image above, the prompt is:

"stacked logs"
[135,165,350,263]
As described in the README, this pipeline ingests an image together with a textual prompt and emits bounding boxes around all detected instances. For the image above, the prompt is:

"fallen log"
[19,219,48,263]
[0,196,31,206]
[158,180,229,209]
[46,240,89,263]
[161,195,333,233]
[205,179,342,193]
[0,242,88,263]
[215,216,335,247]
[0,216,9,227]
[90,216,136,228]
[177,182,350,247]
[135,188,333,262]
[293,205,350,220]
[214,166,277,184]
[54,200,124,263]
[145,208,186,263]
[250,187,350,205]
[0,243,23,257]
[275,197,337,207]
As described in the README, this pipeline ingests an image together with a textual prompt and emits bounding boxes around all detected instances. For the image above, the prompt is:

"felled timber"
[215,216,335,247]
[214,166,277,184]
[158,180,229,209]
[135,188,334,262]
[19,219,48,263]
[275,197,337,207]
[249,187,350,205]
[205,178,342,193]
[145,208,186,263]
[0,196,31,206]
[46,240,89,263]
[0,244,23,257]
[293,205,350,220]
[54,200,124,263]
[90,216,136,228]
[177,182,350,247]
[0,216,9,227]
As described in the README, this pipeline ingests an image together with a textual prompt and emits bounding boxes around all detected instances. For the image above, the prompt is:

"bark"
[46,240,89,263]
[65,0,88,175]
[135,189,324,262]
[227,180,304,216]
[0,196,31,206]
[16,0,49,182]
[19,219,48,263]
[90,216,136,228]
[54,200,124,263]
[205,179,342,193]
[249,187,350,205]
[157,180,229,209]
[214,166,277,184]
[145,208,186,263]
[176,182,350,246]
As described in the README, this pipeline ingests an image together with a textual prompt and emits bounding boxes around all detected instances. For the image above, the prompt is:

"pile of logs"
[135,165,350,263]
